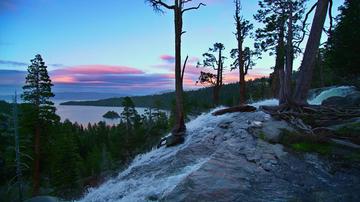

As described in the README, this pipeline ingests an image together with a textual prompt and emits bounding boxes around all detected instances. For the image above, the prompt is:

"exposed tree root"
[261,104,360,146]
[212,105,257,116]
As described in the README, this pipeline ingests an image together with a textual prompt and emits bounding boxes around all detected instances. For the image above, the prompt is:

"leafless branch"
[182,3,206,13]
[181,55,189,81]
[296,2,317,46]
[328,0,333,36]
[148,0,175,10]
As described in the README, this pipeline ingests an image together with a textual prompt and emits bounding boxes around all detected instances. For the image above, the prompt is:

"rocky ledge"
[80,110,360,202]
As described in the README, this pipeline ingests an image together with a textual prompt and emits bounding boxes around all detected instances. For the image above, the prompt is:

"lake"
[56,104,152,126]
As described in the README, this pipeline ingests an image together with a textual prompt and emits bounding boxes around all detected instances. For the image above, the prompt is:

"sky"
[0,0,344,98]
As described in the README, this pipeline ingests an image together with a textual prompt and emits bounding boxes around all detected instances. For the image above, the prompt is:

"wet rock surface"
[322,91,360,107]
[80,110,360,202]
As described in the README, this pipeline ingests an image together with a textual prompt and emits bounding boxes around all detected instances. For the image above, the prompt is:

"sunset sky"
[0,0,343,98]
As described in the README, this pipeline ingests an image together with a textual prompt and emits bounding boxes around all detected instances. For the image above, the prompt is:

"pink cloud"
[53,65,144,75]
[160,55,176,63]
[52,75,78,84]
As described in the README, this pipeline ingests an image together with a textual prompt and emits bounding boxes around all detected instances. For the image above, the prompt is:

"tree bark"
[294,0,330,105]
[213,86,219,106]
[283,2,294,104]
[277,22,286,104]
[238,36,246,105]
[173,4,186,134]
[32,125,40,196]
[214,48,222,106]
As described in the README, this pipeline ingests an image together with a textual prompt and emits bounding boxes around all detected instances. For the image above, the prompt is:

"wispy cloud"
[0,60,64,68]
[52,65,144,75]
[0,60,28,67]
[160,55,175,63]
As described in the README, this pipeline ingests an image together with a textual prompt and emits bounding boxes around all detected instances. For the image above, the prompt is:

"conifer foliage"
[22,54,59,196]
[197,43,226,106]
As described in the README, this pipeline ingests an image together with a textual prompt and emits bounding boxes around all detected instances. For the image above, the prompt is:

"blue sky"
[0,0,344,96]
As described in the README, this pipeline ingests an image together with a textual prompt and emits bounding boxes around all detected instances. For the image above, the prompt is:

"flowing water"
[79,86,359,202]
[308,86,357,105]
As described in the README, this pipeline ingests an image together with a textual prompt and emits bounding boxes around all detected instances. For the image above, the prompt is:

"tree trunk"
[283,2,294,104]
[294,0,330,104]
[213,86,219,106]
[277,23,286,104]
[214,48,222,106]
[271,65,280,98]
[238,39,246,105]
[173,6,186,134]
[32,125,40,196]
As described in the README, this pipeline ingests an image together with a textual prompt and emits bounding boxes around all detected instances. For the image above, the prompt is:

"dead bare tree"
[146,0,205,145]
[231,0,254,105]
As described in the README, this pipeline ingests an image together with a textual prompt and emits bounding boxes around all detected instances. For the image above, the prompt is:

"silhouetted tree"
[281,0,307,105]
[22,54,59,196]
[294,0,333,104]
[254,0,287,98]
[231,0,254,105]
[324,0,359,86]
[121,97,140,131]
[197,43,226,106]
[146,0,205,140]
[254,0,306,102]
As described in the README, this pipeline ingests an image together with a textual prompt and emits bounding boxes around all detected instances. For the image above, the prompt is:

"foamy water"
[79,86,357,202]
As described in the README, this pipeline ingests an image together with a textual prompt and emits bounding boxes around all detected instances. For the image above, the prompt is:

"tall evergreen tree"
[21,54,59,195]
[324,0,360,85]
[254,0,306,101]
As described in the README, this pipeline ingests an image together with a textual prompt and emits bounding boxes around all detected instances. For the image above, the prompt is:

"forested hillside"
[61,78,272,111]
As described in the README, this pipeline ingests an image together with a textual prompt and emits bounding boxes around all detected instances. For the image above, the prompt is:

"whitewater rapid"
[79,86,359,202]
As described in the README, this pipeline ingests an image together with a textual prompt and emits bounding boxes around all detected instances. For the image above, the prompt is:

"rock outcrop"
[80,110,360,202]
[322,91,360,107]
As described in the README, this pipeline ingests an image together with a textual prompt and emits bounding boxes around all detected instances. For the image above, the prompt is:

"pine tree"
[121,97,140,130]
[324,0,360,85]
[197,43,226,106]
[254,0,306,101]
[21,54,59,195]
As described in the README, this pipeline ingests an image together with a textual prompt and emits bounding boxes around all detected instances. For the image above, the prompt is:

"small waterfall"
[308,86,357,105]
[78,86,358,202]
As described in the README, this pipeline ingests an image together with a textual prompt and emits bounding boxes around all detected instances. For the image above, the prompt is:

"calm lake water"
[56,104,150,126]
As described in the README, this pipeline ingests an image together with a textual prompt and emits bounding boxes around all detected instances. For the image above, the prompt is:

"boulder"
[165,135,185,147]
[321,96,347,106]
[346,92,360,107]
[249,119,294,143]
[322,92,360,107]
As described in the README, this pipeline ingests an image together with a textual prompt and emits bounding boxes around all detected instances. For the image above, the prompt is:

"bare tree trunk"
[213,86,219,106]
[238,36,246,105]
[277,24,286,104]
[32,125,40,196]
[239,65,246,105]
[270,65,280,98]
[283,2,294,104]
[173,5,186,134]
[294,0,330,105]
[214,49,222,106]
